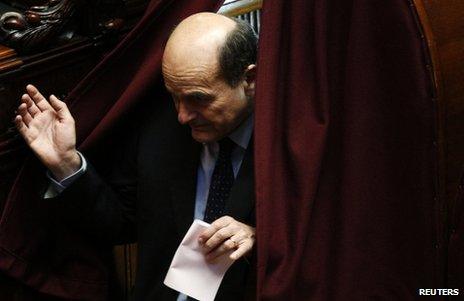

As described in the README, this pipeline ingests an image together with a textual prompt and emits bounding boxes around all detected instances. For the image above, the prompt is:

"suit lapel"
[169,140,201,237]
[225,139,255,224]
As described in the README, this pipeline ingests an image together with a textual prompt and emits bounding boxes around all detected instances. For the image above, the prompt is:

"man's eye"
[194,96,207,102]
[189,94,212,103]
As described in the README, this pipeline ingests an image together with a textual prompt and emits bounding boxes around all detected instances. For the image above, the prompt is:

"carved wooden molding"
[0,0,79,52]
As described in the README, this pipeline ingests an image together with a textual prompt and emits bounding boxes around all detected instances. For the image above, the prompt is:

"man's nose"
[177,101,196,125]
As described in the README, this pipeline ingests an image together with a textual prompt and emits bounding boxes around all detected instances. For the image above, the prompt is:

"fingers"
[14,115,27,136]
[199,216,255,262]
[26,84,53,111]
[205,237,238,261]
[49,94,72,120]
[199,216,236,252]
[230,237,254,260]
[206,229,253,261]
[199,216,234,243]
[17,102,33,126]
[22,94,41,117]
[22,85,72,121]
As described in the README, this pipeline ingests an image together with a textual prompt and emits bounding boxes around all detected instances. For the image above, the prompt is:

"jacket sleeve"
[50,126,139,246]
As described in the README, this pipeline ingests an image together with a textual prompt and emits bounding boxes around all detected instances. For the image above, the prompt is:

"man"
[14,13,257,300]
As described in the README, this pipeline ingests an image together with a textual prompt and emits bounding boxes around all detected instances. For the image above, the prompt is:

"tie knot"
[218,137,235,155]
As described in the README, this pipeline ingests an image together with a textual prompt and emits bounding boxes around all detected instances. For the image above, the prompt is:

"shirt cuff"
[44,151,87,199]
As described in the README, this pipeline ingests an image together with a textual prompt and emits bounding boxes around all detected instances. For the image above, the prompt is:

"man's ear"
[243,64,257,99]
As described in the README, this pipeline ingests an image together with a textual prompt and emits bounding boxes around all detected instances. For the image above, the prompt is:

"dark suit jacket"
[53,100,256,301]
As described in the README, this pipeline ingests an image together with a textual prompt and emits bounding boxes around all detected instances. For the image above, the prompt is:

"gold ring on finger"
[229,238,238,248]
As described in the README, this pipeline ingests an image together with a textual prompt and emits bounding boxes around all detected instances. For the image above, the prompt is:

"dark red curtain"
[255,0,442,300]
[0,1,221,300]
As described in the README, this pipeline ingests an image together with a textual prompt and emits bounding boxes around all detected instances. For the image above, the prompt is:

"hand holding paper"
[198,215,255,262]
[164,218,255,301]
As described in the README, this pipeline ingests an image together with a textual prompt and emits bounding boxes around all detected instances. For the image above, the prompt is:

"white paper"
[164,219,235,301]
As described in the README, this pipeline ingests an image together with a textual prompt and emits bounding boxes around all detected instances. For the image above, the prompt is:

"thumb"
[49,95,73,120]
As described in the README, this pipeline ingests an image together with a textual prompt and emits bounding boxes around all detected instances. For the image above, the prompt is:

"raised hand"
[14,84,80,181]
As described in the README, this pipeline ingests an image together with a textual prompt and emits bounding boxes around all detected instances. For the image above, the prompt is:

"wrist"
[49,150,81,181]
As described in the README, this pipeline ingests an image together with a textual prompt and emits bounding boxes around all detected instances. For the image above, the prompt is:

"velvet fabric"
[2,0,456,300]
[0,1,221,300]
[254,0,443,300]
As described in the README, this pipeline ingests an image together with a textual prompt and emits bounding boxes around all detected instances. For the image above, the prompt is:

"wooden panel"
[0,45,22,72]
[114,244,138,299]
[413,0,464,202]
[0,45,16,59]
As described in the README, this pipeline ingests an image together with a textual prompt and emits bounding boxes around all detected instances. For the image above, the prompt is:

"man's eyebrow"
[185,91,213,100]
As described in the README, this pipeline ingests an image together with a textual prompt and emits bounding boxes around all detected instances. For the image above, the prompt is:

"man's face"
[163,62,253,143]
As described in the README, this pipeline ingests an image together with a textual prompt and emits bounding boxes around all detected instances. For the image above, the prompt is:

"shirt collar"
[228,113,253,150]
[202,114,254,152]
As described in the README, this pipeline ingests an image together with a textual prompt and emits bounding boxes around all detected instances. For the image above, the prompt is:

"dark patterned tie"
[203,138,235,223]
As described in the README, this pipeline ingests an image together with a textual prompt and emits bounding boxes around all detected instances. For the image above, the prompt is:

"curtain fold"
[0,1,221,300]
[2,0,450,299]
[255,0,441,299]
